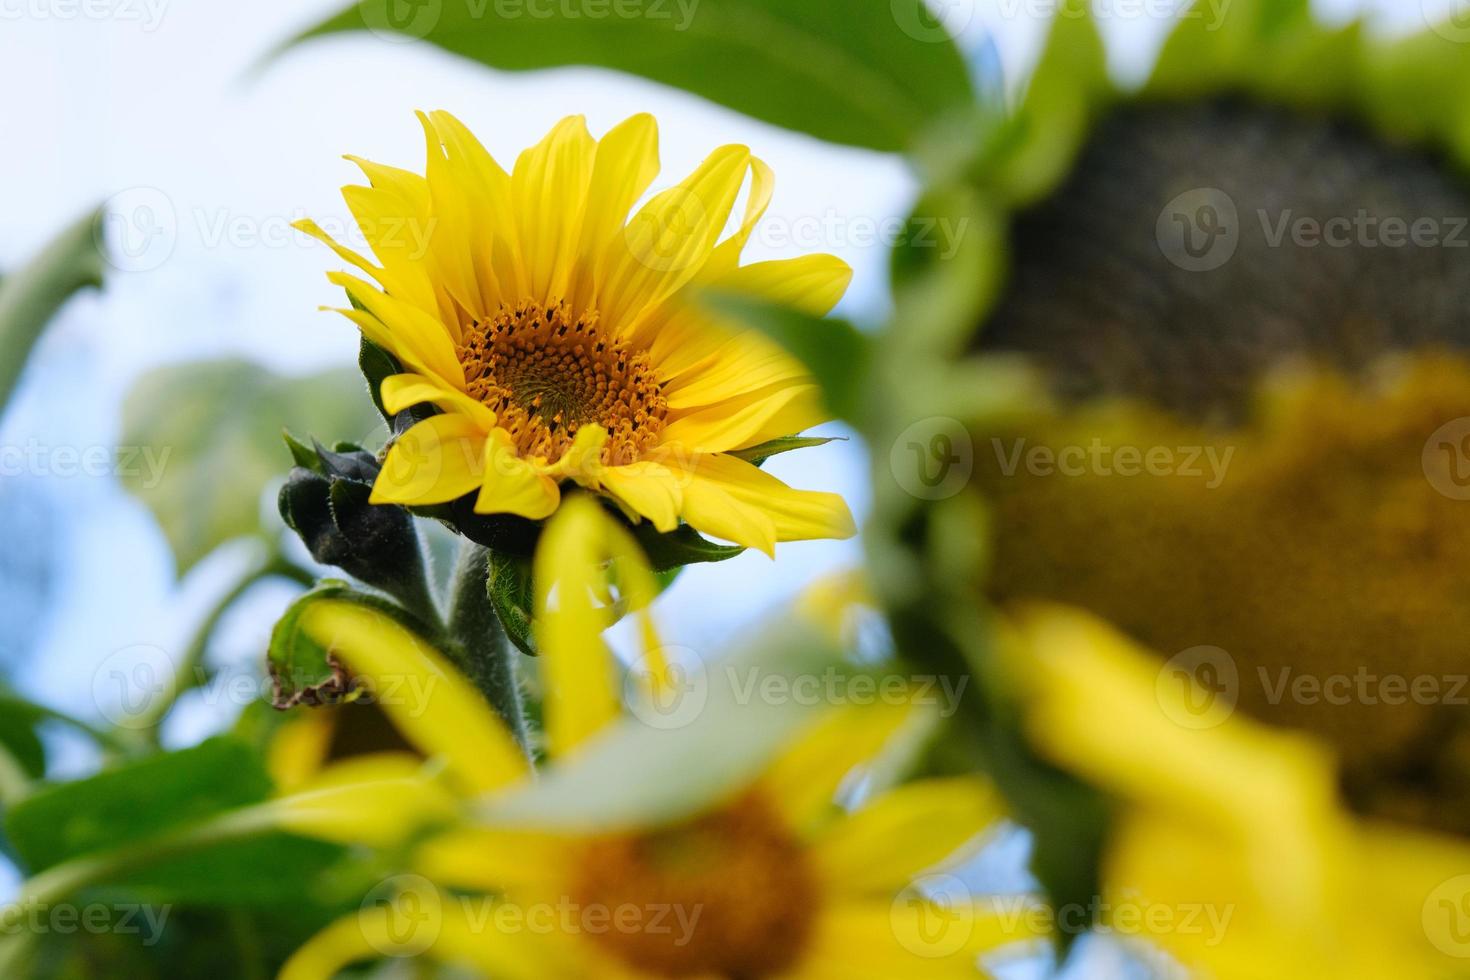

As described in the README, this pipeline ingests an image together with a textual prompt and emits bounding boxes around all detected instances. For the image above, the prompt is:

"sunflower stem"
[447,541,530,754]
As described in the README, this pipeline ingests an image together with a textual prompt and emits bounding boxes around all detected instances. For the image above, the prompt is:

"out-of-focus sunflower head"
[873,0,1470,975]
[293,111,857,563]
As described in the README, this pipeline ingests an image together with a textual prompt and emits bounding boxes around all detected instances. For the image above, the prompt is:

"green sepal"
[486,551,536,657]
[629,522,744,572]
[727,435,842,467]
[358,335,400,424]
[267,582,434,709]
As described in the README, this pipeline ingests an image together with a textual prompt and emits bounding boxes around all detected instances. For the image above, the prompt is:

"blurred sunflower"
[873,0,1470,974]
[295,112,856,556]
[265,497,1038,978]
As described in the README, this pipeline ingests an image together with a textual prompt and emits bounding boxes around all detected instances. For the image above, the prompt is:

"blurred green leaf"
[0,207,106,413]
[119,359,383,576]
[5,738,271,873]
[110,833,345,907]
[280,0,974,153]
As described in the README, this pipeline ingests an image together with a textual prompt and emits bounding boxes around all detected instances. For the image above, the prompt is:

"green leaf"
[486,551,536,656]
[629,521,744,571]
[109,833,345,907]
[5,738,272,873]
[704,292,870,423]
[0,207,106,413]
[986,0,1111,208]
[726,435,841,467]
[119,359,383,575]
[279,0,974,153]
[357,335,399,424]
[268,581,438,707]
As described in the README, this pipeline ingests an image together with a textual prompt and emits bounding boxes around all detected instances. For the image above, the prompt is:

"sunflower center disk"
[457,301,668,466]
[974,102,1470,837]
[568,795,819,978]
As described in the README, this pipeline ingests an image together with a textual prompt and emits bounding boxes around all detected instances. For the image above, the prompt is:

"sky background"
[0,0,1448,968]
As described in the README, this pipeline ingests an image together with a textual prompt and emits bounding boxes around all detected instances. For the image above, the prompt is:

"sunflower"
[865,0,1470,974]
[295,112,856,556]
[265,498,1040,978]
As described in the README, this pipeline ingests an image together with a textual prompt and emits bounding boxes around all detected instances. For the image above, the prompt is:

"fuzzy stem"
[446,542,530,754]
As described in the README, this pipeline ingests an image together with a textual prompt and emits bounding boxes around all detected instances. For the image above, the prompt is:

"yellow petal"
[267,755,458,846]
[414,826,570,894]
[600,461,683,533]
[809,896,1049,976]
[298,599,529,795]
[372,413,487,506]
[574,113,660,306]
[328,271,463,386]
[474,429,561,519]
[513,115,596,301]
[762,701,915,834]
[660,383,825,454]
[380,372,496,429]
[598,145,752,337]
[700,155,774,278]
[533,497,624,758]
[706,252,854,316]
[672,453,855,553]
[814,778,1004,896]
[279,887,550,980]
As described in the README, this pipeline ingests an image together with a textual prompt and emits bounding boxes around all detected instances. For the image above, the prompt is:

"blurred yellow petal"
[815,778,1005,896]
[762,700,916,835]
[299,599,529,795]
[268,754,457,846]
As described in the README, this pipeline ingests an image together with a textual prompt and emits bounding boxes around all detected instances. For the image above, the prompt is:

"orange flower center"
[568,794,819,978]
[457,300,668,466]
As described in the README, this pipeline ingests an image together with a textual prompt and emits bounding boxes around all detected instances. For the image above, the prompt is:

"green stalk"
[446,542,530,754]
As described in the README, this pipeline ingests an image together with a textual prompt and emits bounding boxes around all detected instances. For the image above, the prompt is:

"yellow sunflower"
[295,112,856,556]
[1002,604,1470,979]
[264,498,1041,978]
